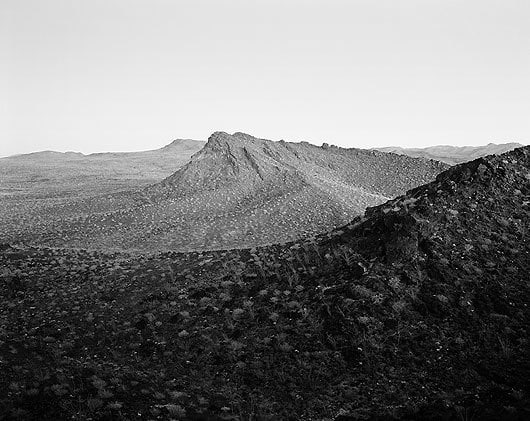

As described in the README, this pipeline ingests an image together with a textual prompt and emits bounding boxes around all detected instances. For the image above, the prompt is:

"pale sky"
[1,0,529,157]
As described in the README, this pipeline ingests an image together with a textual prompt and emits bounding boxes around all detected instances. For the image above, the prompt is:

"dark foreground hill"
[375,142,523,165]
[0,139,204,198]
[0,147,528,420]
[1,132,446,251]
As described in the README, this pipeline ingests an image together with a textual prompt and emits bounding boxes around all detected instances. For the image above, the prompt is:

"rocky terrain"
[0,132,446,251]
[375,142,523,165]
[0,139,204,198]
[1,146,528,420]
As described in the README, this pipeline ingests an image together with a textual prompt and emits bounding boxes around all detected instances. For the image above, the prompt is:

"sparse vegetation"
[0,146,528,420]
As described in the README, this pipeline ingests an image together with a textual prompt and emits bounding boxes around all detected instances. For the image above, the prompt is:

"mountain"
[1,147,528,420]
[3,132,447,251]
[135,131,446,250]
[0,139,205,198]
[375,142,523,165]
[155,132,444,197]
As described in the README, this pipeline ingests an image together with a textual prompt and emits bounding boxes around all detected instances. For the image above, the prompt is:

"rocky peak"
[203,131,264,152]
[204,131,231,147]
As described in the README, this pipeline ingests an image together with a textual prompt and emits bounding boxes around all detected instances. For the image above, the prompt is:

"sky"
[1,0,529,157]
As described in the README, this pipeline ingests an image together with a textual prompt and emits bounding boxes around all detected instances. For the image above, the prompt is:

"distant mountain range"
[374,142,523,165]
[0,139,205,197]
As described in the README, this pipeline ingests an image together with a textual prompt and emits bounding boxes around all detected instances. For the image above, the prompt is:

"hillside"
[375,142,523,165]
[1,146,528,420]
[0,139,204,198]
[1,132,447,251]
[154,132,442,198]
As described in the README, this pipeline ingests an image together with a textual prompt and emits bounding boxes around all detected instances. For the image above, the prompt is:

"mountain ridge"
[374,142,523,165]
[0,139,205,197]
[152,131,447,199]
[1,139,205,159]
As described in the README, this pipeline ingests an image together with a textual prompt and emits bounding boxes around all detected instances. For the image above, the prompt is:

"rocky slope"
[154,132,444,199]
[375,142,523,165]
[139,131,447,250]
[1,147,528,420]
[1,132,446,251]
